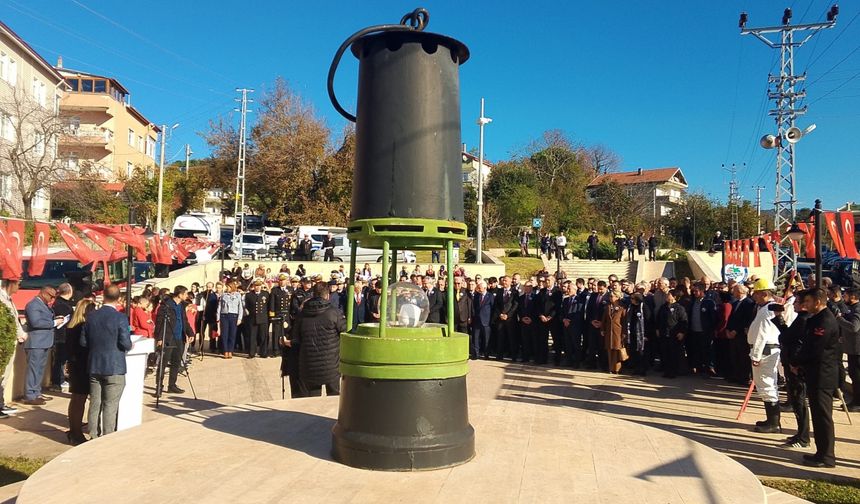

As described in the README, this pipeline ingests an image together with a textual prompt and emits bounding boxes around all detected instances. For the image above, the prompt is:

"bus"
[12,251,131,308]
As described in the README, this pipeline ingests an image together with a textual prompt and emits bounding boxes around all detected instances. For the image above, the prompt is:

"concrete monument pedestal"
[17,387,767,504]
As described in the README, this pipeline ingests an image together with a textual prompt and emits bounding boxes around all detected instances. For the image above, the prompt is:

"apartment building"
[56,65,159,180]
[587,167,689,218]
[0,21,65,219]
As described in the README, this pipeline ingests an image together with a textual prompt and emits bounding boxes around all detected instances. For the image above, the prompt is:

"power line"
[67,0,236,87]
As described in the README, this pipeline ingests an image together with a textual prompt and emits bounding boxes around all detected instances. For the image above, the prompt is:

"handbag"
[619,346,629,362]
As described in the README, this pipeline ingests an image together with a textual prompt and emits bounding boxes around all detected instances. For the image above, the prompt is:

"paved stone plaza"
[0,353,856,502]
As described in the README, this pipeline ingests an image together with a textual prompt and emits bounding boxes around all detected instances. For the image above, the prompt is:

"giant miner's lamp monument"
[327,7,475,471]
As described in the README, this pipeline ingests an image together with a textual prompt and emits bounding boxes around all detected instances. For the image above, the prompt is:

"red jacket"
[131,305,155,338]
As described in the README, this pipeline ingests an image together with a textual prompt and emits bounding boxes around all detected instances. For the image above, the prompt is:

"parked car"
[312,244,416,263]
[230,232,268,259]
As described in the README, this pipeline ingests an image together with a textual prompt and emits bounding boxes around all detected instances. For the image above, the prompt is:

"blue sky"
[3,1,859,210]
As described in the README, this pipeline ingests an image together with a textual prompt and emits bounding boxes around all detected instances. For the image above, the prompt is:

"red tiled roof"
[53,181,126,192]
[587,167,687,188]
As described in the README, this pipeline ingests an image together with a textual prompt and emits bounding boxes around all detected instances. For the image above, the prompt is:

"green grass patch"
[0,455,48,486]
[762,478,860,504]
[499,256,545,276]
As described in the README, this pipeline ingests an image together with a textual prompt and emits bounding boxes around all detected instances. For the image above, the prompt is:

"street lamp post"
[155,123,179,234]
[475,98,491,264]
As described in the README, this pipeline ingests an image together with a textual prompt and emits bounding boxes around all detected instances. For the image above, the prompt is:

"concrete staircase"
[548,258,638,282]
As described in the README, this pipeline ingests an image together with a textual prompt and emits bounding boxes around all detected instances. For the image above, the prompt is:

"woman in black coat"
[65,298,96,445]
[289,282,346,397]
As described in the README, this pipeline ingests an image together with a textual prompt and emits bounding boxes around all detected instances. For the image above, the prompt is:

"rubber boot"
[755,401,782,433]
[755,401,770,427]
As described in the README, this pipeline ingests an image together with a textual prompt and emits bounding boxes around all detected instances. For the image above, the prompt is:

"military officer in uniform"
[244,279,270,358]
[283,277,313,397]
[268,273,293,358]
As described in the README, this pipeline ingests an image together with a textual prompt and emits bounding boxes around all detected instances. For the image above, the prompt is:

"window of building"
[7,58,16,86]
[94,79,106,93]
[31,78,46,107]
[126,161,134,178]
[32,189,47,210]
[137,135,143,152]
[34,133,45,155]
[81,79,93,92]
[1,113,15,142]
[0,53,6,82]
[128,128,134,146]
[0,174,11,200]
[66,78,79,91]
[67,154,79,171]
[145,137,154,158]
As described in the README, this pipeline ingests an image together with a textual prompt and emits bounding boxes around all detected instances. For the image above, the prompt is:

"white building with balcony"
[586,167,689,218]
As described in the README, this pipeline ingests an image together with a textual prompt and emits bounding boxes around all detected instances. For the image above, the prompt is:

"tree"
[582,144,621,175]
[249,78,329,221]
[589,181,654,234]
[0,82,68,219]
[51,176,127,224]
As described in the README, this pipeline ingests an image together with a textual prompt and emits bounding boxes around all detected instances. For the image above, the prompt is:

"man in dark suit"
[23,286,59,405]
[471,280,495,359]
[533,276,558,365]
[793,288,842,468]
[687,283,717,375]
[80,285,132,438]
[350,280,367,331]
[452,276,472,335]
[423,275,444,324]
[244,279,270,357]
[584,280,609,369]
[493,275,519,361]
[518,282,538,362]
[365,280,382,323]
[154,286,195,395]
[562,279,587,367]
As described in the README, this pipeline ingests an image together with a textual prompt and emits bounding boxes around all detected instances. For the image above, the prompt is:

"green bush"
[658,248,688,261]
[568,240,617,260]
[0,302,17,371]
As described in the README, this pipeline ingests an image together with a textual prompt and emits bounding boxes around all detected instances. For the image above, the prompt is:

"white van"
[230,232,267,259]
[171,213,221,243]
[263,226,285,246]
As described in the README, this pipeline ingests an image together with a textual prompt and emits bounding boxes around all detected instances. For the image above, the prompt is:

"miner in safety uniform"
[748,278,795,433]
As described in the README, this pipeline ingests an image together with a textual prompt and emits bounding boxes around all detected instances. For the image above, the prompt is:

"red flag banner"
[764,232,776,263]
[28,221,51,276]
[84,224,147,260]
[796,222,816,258]
[172,238,190,263]
[824,212,846,257]
[839,211,860,260]
[151,235,172,265]
[5,219,25,280]
[55,222,98,265]
[741,239,749,267]
[0,220,22,280]
[752,237,761,267]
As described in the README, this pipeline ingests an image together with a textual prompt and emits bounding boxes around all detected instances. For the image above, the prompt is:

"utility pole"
[233,88,254,238]
[475,98,491,264]
[754,185,765,234]
[739,5,838,280]
[184,144,192,177]
[155,123,179,233]
[723,163,741,240]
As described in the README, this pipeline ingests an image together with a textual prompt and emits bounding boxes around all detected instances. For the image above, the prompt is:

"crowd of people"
[520,229,662,262]
[0,258,852,468]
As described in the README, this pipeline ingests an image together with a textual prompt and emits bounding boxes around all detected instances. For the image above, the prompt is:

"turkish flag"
[0,220,23,280]
[741,239,749,267]
[839,212,860,259]
[150,235,172,265]
[172,238,190,262]
[85,224,147,260]
[752,237,761,267]
[55,222,98,265]
[824,212,846,257]
[797,222,816,258]
[764,232,776,264]
[28,221,51,276]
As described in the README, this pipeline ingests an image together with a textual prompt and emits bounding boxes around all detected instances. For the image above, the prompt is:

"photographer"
[154,286,195,395]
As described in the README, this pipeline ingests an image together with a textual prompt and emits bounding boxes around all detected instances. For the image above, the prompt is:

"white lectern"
[117,335,154,431]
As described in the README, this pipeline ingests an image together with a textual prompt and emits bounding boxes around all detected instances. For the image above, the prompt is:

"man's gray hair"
[57,283,73,296]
